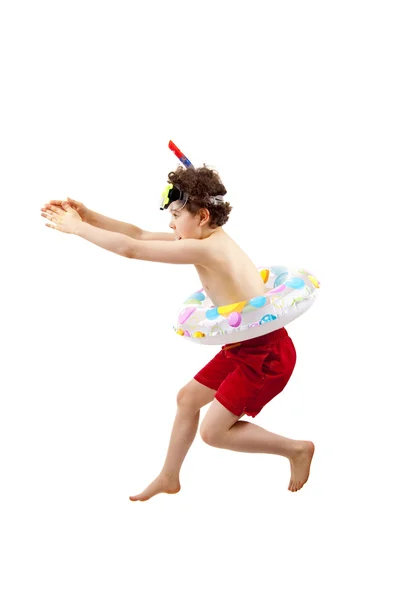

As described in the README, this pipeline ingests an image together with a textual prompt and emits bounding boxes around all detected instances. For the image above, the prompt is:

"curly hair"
[167,165,232,228]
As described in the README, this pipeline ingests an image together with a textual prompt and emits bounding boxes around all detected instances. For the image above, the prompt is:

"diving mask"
[160,184,189,211]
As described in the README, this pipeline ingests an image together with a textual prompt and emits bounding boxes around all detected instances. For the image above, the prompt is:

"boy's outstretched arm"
[127,237,212,265]
[74,222,211,265]
[79,207,175,240]
[74,222,134,258]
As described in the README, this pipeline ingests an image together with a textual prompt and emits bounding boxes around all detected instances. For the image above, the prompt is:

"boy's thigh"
[179,349,237,412]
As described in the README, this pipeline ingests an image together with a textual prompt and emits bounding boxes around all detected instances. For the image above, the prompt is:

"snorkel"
[168,140,194,169]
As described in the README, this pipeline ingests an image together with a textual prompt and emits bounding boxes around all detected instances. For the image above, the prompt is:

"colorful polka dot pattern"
[174,266,320,343]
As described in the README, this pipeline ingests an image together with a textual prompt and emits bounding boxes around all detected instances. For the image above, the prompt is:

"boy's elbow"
[124,238,138,259]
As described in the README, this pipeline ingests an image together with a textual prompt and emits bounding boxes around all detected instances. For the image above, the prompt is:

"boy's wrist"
[74,220,88,236]
[84,208,94,225]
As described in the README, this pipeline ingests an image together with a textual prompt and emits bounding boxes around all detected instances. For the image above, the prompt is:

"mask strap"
[209,195,224,204]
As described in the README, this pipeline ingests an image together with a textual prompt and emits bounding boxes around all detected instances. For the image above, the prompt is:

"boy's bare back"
[195,229,265,306]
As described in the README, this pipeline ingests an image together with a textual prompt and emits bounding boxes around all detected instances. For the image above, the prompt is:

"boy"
[41,165,315,501]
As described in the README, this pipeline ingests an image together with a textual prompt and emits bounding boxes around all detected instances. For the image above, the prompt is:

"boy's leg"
[129,379,216,502]
[200,401,314,492]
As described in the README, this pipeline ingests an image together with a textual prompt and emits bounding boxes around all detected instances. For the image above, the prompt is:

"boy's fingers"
[42,199,69,212]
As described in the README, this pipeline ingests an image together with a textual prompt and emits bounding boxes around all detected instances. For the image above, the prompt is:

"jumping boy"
[41,164,315,501]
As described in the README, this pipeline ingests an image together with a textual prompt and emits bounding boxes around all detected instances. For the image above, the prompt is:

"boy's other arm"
[86,209,175,241]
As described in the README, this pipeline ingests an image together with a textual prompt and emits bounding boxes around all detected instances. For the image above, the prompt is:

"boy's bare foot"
[129,474,181,502]
[288,441,315,492]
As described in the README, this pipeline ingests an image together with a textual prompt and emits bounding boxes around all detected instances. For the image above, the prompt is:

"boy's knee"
[176,387,195,411]
[176,379,215,413]
[176,387,187,406]
[199,423,220,447]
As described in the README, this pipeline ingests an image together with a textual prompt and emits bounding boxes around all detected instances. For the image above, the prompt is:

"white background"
[1,1,397,598]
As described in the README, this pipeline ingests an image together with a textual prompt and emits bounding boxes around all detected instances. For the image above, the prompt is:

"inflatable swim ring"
[173,265,320,345]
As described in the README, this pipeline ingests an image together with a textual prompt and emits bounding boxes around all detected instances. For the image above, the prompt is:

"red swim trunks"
[194,327,296,418]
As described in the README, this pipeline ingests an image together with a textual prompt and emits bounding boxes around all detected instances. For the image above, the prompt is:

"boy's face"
[168,203,196,240]
[168,199,214,240]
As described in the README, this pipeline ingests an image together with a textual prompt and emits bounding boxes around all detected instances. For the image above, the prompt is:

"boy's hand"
[41,201,83,235]
[41,196,88,221]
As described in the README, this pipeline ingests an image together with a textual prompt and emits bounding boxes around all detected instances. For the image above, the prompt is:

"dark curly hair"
[167,165,232,228]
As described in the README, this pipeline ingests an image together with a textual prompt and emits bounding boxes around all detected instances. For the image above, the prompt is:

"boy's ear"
[200,207,210,222]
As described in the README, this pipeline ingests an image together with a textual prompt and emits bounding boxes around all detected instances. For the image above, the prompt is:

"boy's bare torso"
[195,229,264,306]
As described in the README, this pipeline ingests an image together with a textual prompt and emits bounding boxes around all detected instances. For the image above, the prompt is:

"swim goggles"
[160,184,189,211]
[160,184,225,211]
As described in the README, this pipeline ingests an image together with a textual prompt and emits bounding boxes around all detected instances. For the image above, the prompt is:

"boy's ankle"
[160,471,180,481]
